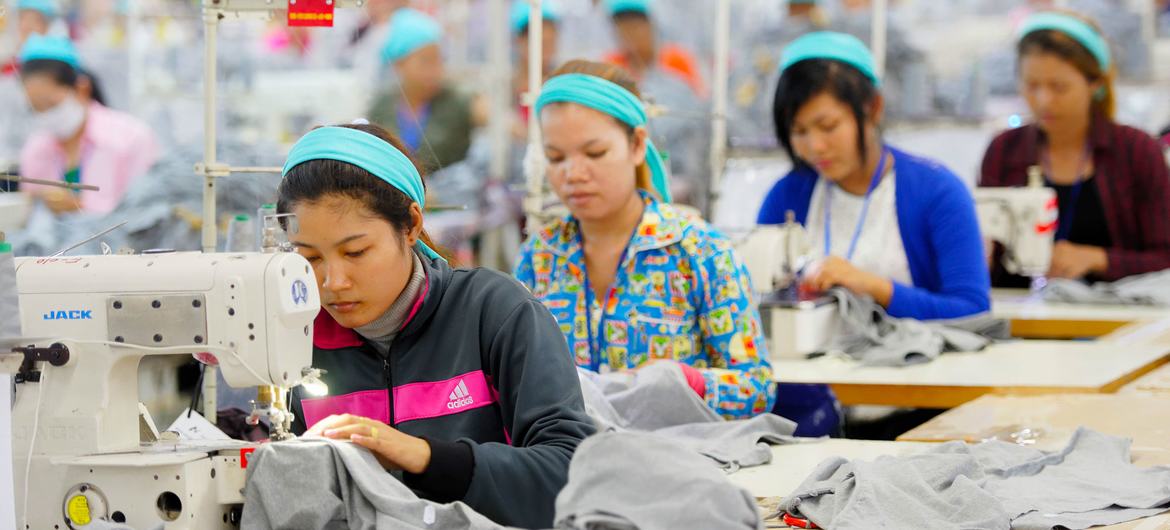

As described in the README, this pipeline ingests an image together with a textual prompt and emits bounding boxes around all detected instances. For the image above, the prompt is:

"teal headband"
[780,31,879,87]
[18,34,80,69]
[535,73,672,203]
[17,0,58,18]
[511,1,561,34]
[282,127,444,262]
[605,0,650,16]
[381,8,443,65]
[1019,12,1111,71]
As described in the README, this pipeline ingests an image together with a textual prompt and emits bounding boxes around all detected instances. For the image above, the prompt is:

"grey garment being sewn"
[780,427,1170,530]
[576,363,797,471]
[825,288,1009,367]
[1043,270,1170,307]
[241,438,506,530]
[554,432,764,530]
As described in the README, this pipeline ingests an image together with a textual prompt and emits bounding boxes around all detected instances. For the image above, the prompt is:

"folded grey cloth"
[780,427,1170,530]
[1044,270,1170,307]
[554,432,763,530]
[825,288,1009,367]
[242,438,504,530]
[577,363,797,471]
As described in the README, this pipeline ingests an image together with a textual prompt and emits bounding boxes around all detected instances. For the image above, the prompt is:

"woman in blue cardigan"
[758,32,989,320]
[757,32,990,437]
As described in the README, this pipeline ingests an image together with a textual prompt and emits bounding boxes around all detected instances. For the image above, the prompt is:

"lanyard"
[1042,144,1092,241]
[823,148,890,261]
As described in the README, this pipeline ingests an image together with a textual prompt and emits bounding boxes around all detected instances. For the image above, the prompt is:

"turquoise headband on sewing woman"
[282,127,444,262]
[534,73,672,203]
[1019,12,1111,71]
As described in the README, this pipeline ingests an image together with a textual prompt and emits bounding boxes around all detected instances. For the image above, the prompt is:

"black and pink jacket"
[289,256,595,529]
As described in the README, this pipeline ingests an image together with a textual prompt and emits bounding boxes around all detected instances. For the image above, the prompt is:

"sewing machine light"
[300,367,328,397]
[193,352,219,366]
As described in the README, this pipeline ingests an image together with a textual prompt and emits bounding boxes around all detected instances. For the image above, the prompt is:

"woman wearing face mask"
[18,35,158,215]
[282,123,593,529]
[514,60,775,419]
[981,12,1170,283]
[367,8,476,172]
[758,32,990,320]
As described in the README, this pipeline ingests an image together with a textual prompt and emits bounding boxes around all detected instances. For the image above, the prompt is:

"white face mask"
[32,96,86,140]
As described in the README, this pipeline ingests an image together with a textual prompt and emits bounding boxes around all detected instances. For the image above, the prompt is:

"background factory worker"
[514,60,776,420]
[18,34,159,215]
[368,8,476,171]
[758,32,990,320]
[602,0,707,99]
[981,12,1170,283]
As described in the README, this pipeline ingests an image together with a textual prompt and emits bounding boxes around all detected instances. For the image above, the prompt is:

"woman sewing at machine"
[755,33,989,437]
[757,32,989,321]
[367,8,477,172]
[280,123,593,528]
[981,12,1170,284]
[513,60,775,420]
[17,35,159,216]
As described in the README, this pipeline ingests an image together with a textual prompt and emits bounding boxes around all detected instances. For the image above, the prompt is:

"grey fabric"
[780,427,1170,530]
[0,250,19,338]
[577,362,721,432]
[825,288,1009,367]
[242,438,505,530]
[355,251,426,354]
[554,432,764,530]
[1043,270,1170,307]
[654,414,798,471]
[576,363,797,471]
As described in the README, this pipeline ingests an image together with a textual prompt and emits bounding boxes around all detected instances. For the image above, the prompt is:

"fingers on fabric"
[306,413,371,437]
[321,422,384,440]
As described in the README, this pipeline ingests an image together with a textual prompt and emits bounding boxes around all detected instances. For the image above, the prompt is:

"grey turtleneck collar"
[355,250,426,354]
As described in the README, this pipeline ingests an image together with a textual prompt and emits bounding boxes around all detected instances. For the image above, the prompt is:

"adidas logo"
[447,379,474,410]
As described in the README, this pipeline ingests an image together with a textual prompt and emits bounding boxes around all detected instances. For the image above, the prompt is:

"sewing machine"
[974,167,1058,282]
[5,252,321,528]
[734,212,838,360]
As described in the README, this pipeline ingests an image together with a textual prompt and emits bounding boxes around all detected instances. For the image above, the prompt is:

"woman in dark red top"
[981,11,1170,284]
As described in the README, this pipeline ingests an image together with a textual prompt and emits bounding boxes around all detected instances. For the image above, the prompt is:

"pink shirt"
[20,102,159,215]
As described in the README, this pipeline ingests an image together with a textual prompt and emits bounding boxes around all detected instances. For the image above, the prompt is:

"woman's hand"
[307,414,432,474]
[802,256,894,306]
[1048,241,1108,279]
[40,188,82,214]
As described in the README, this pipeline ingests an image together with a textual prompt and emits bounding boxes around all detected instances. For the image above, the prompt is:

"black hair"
[771,59,878,171]
[277,123,446,258]
[21,59,107,106]
[611,10,650,23]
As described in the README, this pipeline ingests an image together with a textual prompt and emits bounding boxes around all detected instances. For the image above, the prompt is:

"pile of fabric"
[1043,271,1170,307]
[779,427,1170,530]
[823,288,1010,367]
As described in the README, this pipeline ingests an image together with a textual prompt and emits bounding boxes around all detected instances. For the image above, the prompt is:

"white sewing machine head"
[7,252,320,527]
[974,169,1057,279]
[733,211,816,295]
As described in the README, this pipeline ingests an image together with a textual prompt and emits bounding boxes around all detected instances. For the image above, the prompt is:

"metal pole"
[1138,0,1156,79]
[871,0,888,80]
[523,0,544,230]
[201,8,218,255]
[201,6,219,424]
[488,0,511,182]
[708,0,731,217]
